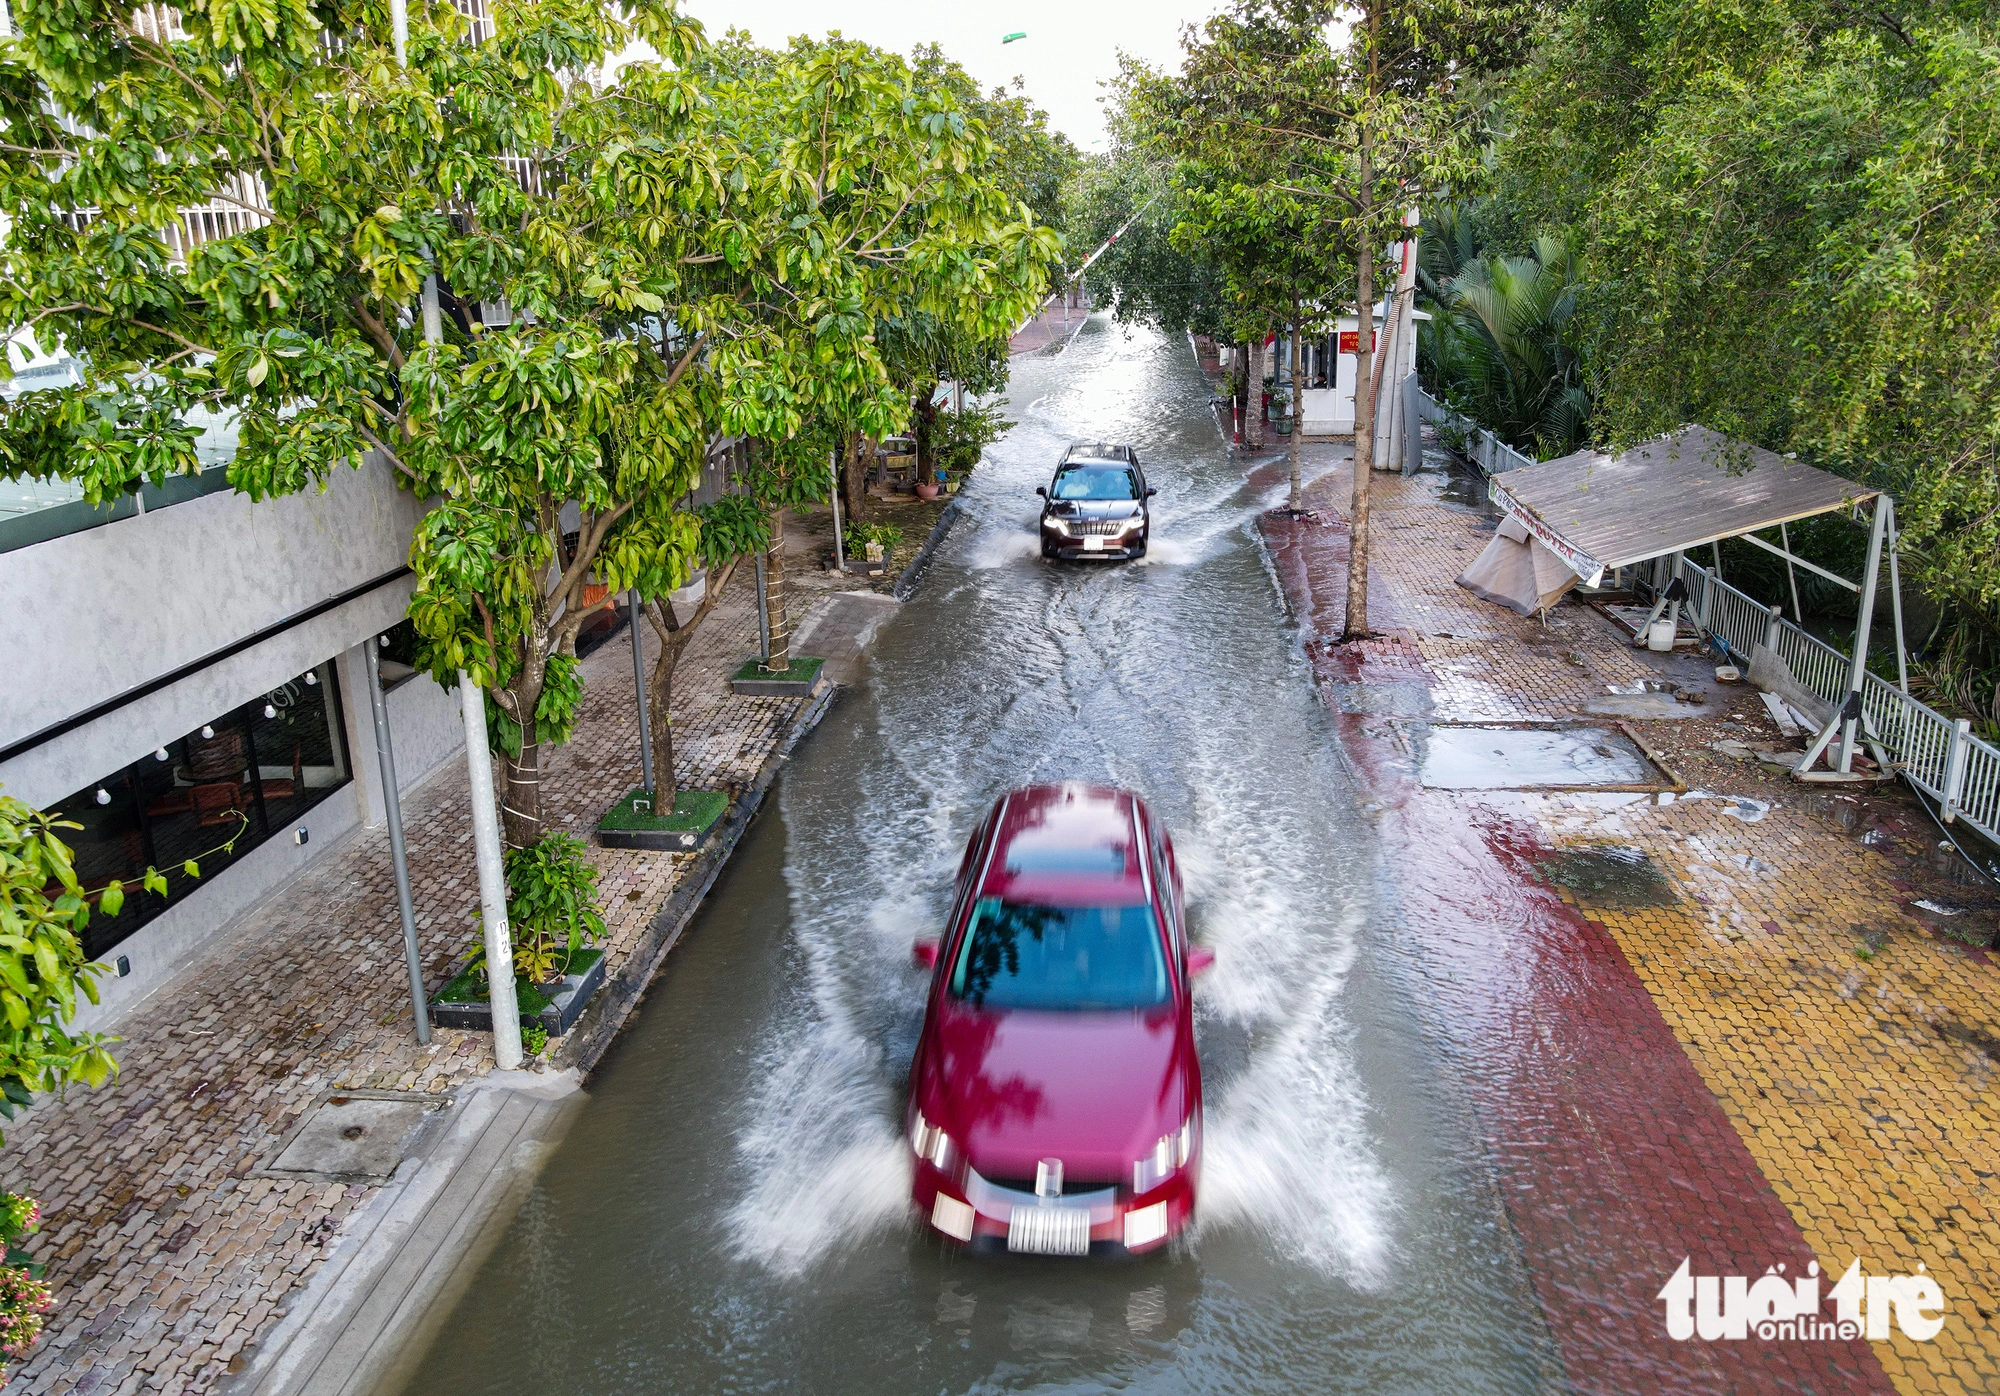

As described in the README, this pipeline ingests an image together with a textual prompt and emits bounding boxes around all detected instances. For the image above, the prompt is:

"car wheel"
[1129,540,1147,559]
[1041,541,1058,560]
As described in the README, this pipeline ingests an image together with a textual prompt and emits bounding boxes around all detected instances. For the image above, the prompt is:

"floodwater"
[398,317,1556,1394]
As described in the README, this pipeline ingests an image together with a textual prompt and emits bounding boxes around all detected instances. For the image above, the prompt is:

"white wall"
[1292,311,1425,439]
[0,454,426,807]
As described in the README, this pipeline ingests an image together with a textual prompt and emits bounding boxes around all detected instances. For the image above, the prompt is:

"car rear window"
[947,898,1168,1011]
[1052,466,1140,501]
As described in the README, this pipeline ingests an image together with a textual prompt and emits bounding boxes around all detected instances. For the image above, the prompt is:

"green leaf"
[246,355,270,388]
[183,860,202,879]
[99,881,124,917]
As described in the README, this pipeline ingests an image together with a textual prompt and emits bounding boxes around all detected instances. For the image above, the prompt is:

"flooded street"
[399,317,1554,1393]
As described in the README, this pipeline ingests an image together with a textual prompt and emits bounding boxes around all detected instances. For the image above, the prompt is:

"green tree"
[1122,0,1485,633]
[1491,0,2000,713]
[1422,229,1589,457]
[0,795,120,1139]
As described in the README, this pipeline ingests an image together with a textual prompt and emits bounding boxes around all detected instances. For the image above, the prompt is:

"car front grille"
[1073,519,1132,536]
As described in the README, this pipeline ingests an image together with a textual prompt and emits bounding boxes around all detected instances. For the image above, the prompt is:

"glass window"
[1051,466,1140,501]
[947,898,1169,1012]
[43,659,352,961]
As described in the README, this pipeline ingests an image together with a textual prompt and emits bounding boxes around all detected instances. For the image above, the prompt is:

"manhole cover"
[1535,845,1679,907]
[264,1092,449,1183]
[1416,724,1659,790]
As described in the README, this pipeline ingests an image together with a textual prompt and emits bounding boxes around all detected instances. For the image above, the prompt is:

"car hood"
[916,1001,1192,1185]
[1045,499,1143,520]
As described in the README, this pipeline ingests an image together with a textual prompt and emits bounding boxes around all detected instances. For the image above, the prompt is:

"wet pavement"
[397,317,1556,1392]
[397,315,2000,1396]
[1262,451,1998,1393]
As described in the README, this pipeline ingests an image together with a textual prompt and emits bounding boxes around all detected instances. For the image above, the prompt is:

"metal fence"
[1414,386,1539,475]
[1665,555,2000,848]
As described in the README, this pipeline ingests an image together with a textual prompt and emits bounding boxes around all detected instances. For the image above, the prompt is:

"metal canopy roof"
[1487,425,1876,584]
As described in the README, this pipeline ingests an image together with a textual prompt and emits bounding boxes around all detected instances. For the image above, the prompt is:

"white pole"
[396,4,518,1066]
[830,451,846,569]
[460,672,523,1067]
[1836,495,1889,773]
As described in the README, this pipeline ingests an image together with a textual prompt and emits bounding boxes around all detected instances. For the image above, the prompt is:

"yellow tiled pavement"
[1301,455,2000,1394]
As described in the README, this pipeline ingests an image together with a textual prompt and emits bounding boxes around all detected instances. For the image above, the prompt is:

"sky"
[678,0,1228,150]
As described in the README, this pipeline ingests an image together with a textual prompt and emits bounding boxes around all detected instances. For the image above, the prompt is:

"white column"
[460,673,522,1068]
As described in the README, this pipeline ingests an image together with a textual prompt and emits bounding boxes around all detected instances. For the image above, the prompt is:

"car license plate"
[1008,1205,1090,1256]
[1082,536,1105,552]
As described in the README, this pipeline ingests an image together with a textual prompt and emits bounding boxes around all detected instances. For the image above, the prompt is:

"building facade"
[0,449,465,1031]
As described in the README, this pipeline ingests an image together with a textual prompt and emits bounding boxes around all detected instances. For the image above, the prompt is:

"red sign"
[1337,331,1380,355]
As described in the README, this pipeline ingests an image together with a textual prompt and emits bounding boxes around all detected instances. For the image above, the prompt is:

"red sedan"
[907,784,1211,1256]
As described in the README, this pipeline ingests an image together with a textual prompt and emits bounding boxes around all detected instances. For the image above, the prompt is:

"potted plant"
[843,522,904,572]
[430,832,610,1038]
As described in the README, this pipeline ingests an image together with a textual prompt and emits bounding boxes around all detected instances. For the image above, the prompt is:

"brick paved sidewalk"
[2,556,829,1395]
[1263,449,1999,1395]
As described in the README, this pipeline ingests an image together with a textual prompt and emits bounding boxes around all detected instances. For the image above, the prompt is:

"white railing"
[1660,556,2000,848]
[1414,385,1538,475]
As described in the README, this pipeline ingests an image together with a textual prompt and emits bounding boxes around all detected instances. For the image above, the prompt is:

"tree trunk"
[642,558,739,808]
[646,636,680,810]
[841,434,869,524]
[1287,306,1305,511]
[1232,341,1247,440]
[499,647,546,850]
[1246,335,1265,449]
[1344,110,1377,642]
[761,508,791,672]
[914,387,940,485]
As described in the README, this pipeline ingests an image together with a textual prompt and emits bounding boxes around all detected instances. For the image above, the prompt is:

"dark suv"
[1037,443,1154,561]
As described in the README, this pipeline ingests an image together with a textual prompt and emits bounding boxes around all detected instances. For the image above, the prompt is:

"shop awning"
[1477,425,1876,588]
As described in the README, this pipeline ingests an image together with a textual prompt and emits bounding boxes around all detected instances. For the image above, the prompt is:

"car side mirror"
[1188,946,1216,977]
[913,939,940,970]
[1035,486,1047,498]
[1145,487,1158,497]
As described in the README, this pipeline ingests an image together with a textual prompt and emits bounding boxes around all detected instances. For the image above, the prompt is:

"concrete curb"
[229,686,840,1396]
[555,680,838,1077]
[893,494,966,600]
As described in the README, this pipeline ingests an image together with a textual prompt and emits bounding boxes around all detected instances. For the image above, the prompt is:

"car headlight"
[910,1110,958,1172]
[1132,1115,1196,1194]
[1117,516,1144,533]
[1041,515,1069,533]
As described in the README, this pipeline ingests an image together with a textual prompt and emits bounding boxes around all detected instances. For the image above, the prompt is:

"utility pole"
[364,638,430,1044]
[392,0,520,1066]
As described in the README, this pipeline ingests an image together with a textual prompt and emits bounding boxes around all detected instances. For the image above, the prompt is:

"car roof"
[1060,443,1137,465]
[979,784,1150,904]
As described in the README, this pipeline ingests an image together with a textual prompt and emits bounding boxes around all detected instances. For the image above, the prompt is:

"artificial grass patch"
[434,946,604,1011]
[596,787,729,833]
[729,654,825,686]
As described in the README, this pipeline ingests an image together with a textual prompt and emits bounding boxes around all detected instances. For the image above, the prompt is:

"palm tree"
[1417,205,1591,460]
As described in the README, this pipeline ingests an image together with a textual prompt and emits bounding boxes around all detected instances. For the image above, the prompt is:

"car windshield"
[948,897,1168,1011]
[1052,465,1139,501]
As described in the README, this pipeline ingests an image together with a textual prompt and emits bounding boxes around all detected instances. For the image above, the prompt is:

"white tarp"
[1456,516,1582,616]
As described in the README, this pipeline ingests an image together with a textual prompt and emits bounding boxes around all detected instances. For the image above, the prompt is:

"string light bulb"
[304,671,318,685]
[263,704,277,719]
[201,725,215,739]
[154,747,169,761]
[95,787,111,805]
[378,635,390,648]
